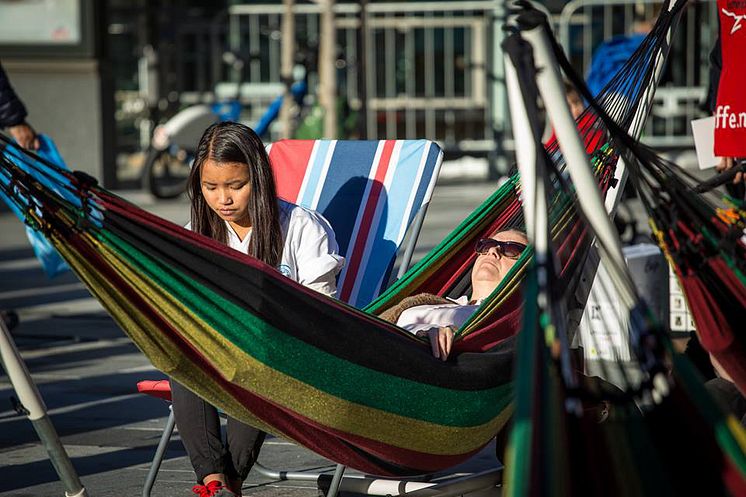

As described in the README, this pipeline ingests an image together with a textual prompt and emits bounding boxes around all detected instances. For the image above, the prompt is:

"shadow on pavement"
[0,442,184,492]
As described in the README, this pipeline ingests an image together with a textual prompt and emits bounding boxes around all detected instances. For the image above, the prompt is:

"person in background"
[0,61,39,150]
[585,6,659,98]
[0,60,40,334]
[545,81,604,153]
[707,1,746,192]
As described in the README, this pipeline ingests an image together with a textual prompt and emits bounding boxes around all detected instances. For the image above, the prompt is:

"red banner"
[714,0,746,157]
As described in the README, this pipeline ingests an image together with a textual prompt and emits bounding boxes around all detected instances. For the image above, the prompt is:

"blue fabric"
[0,135,71,277]
[314,140,380,259]
[212,100,242,122]
[586,34,646,98]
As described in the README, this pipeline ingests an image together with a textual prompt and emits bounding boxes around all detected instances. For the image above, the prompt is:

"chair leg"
[326,464,346,497]
[142,406,176,497]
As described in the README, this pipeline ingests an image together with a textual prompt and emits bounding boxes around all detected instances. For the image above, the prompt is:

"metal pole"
[519,17,638,309]
[280,0,296,139]
[490,0,509,179]
[319,0,338,138]
[0,319,88,497]
[142,407,176,497]
[325,464,346,497]
[503,38,537,242]
[357,0,369,139]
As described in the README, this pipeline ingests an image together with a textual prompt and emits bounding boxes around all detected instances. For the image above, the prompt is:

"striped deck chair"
[268,139,443,308]
[137,139,443,496]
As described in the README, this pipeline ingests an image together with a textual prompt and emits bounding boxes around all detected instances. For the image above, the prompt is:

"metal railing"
[362,3,491,152]
[226,1,498,152]
[145,1,717,159]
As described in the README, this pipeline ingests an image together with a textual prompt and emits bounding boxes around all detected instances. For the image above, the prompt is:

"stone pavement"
[0,182,502,497]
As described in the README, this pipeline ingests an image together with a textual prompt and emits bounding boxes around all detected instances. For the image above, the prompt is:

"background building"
[0,0,719,188]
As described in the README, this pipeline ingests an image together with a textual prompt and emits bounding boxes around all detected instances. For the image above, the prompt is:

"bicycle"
[141,51,308,199]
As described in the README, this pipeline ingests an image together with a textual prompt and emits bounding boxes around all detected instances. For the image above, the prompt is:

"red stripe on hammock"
[723,447,746,495]
[707,258,746,308]
[682,276,746,395]
[682,276,732,352]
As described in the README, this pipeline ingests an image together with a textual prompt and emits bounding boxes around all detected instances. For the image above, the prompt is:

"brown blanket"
[378,293,453,324]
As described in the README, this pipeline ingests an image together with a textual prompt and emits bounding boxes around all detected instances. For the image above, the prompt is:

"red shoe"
[192,480,237,497]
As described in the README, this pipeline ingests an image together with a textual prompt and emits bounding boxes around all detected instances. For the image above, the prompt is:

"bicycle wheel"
[142,146,192,199]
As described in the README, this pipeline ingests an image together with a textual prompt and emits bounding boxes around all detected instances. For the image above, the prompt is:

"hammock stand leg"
[142,406,176,497]
[254,461,346,496]
[0,318,88,497]
[325,463,346,497]
[313,468,501,497]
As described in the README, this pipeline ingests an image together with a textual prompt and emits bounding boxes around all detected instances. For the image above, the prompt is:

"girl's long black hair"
[187,121,283,267]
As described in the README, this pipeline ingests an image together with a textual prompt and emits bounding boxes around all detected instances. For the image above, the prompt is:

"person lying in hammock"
[175,121,345,497]
[380,229,528,361]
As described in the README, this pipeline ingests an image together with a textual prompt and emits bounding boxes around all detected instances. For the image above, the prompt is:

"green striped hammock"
[0,132,614,476]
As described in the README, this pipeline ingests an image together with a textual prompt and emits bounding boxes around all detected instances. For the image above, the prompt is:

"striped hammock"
[0,131,616,477]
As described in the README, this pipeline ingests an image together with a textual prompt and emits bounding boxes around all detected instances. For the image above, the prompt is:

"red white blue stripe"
[268,139,442,308]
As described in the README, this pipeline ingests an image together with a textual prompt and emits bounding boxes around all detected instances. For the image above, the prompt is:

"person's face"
[471,230,529,292]
[200,159,252,225]
[567,90,584,120]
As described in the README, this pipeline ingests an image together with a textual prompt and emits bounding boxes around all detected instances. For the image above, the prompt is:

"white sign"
[691,116,719,170]
[0,0,81,45]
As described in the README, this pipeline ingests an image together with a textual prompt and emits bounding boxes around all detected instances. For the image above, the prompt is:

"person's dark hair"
[187,121,283,267]
[564,80,579,99]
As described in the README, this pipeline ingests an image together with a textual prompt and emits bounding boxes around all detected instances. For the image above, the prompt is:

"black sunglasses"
[475,238,526,258]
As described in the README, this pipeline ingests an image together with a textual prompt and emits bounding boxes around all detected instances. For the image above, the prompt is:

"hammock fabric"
[501,3,746,496]
[0,2,678,477]
[0,135,617,477]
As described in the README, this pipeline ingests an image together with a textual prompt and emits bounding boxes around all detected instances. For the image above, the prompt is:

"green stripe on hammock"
[97,227,514,427]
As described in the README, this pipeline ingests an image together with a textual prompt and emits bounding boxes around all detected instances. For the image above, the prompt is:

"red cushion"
[137,380,172,401]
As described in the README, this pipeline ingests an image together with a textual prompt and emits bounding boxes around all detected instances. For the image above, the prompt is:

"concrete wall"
[4,59,114,186]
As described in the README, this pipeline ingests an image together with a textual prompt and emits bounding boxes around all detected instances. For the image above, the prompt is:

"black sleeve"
[706,21,722,114]
[0,61,28,128]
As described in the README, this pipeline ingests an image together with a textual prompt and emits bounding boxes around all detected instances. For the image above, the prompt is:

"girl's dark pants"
[171,380,265,482]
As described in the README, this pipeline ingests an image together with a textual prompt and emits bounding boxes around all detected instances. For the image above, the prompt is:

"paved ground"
[0,181,504,497]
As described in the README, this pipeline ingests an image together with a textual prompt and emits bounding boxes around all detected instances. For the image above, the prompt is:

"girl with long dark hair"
[172,122,344,497]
